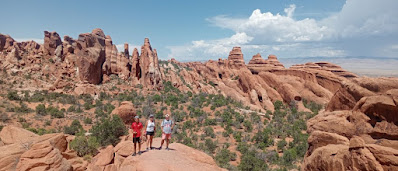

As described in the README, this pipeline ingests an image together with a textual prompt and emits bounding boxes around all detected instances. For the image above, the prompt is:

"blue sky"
[1,0,397,61]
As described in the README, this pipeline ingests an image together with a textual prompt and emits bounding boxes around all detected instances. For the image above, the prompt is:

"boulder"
[112,101,136,124]
[16,140,72,171]
[0,125,38,145]
[92,145,114,166]
[114,141,134,157]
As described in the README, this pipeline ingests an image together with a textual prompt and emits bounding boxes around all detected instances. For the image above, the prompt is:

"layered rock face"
[43,31,62,56]
[302,77,398,171]
[227,47,245,69]
[291,62,357,78]
[247,53,284,74]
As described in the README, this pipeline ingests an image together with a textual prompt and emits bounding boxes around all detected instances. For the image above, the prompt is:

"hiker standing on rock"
[131,115,143,156]
[144,114,156,151]
[159,114,174,150]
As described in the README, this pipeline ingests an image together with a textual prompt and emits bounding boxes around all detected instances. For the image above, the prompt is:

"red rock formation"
[139,38,162,88]
[131,48,140,80]
[303,78,398,171]
[124,43,129,58]
[290,62,357,78]
[0,34,16,52]
[43,31,62,56]
[75,29,107,84]
[247,53,284,74]
[227,47,245,69]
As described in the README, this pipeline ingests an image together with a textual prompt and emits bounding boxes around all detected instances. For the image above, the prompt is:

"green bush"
[67,105,75,112]
[238,150,269,171]
[36,104,46,116]
[282,148,298,166]
[84,117,93,124]
[204,126,215,138]
[69,136,99,157]
[64,120,83,135]
[90,115,127,146]
[274,100,284,111]
[243,120,253,132]
[215,148,236,168]
[204,118,217,126]
[277,139,287,151]
[7,91,20,101]
[46,106,64,118]
[204,138,217,154]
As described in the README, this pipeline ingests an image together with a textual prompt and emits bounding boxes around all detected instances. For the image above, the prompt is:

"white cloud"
[168,0,398,61]
[14,38,44,44]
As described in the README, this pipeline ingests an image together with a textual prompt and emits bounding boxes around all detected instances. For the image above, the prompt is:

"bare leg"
[166,139,169,148]
[138,140,141,153]
[150,136,153,148]
[160,139,164,149]
[134,142,137,154]
[146,135,150,149]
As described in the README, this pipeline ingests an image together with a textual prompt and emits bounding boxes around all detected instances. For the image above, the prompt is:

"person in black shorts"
[130,115,143,156]
[144,114,156,151]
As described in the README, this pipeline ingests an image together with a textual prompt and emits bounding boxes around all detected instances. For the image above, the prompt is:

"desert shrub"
[84,101,93,110]
[215,148,236,168]
[90,115,127,146]
[238,149,269,171]
[181,136,194,147]
[103,103,115,114]
[182,120,194,130]
[204,138,217,154]
[253,128,272,149]
[67,105,75,112]
[303,99,323,114]
[14,102,33,113]
[233,131,242,142]
[7,91,20,101]
[46,106,64,118]
[204,126,215,138]
[36,104,47,116]
[27,127,56,135]
[64,119,83,135]
[0,113,10,122]
[84,117,93,124]
[243,120,253,132]
[0,125,3,131]
[204,118,217,126]
[277,139,287,151]
[274,100,284,110]
[94,107,106,118]
[282,148,298,166]
[69,136,99,157]
[45,120,52,126]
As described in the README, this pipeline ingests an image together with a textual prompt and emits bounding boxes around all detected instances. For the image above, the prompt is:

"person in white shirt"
[144,114,156,151]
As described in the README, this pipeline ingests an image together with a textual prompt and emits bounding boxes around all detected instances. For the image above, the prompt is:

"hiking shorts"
[162,133,171,140]
[146,131,155,136]
[133,137,141,143]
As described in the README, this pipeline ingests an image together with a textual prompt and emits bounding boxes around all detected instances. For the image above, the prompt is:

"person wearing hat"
[159,114,174,150]
[131,115,143,156]
[144,114,156,151]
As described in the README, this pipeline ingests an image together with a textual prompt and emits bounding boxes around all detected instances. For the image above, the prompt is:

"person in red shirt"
[130,115,143,156]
